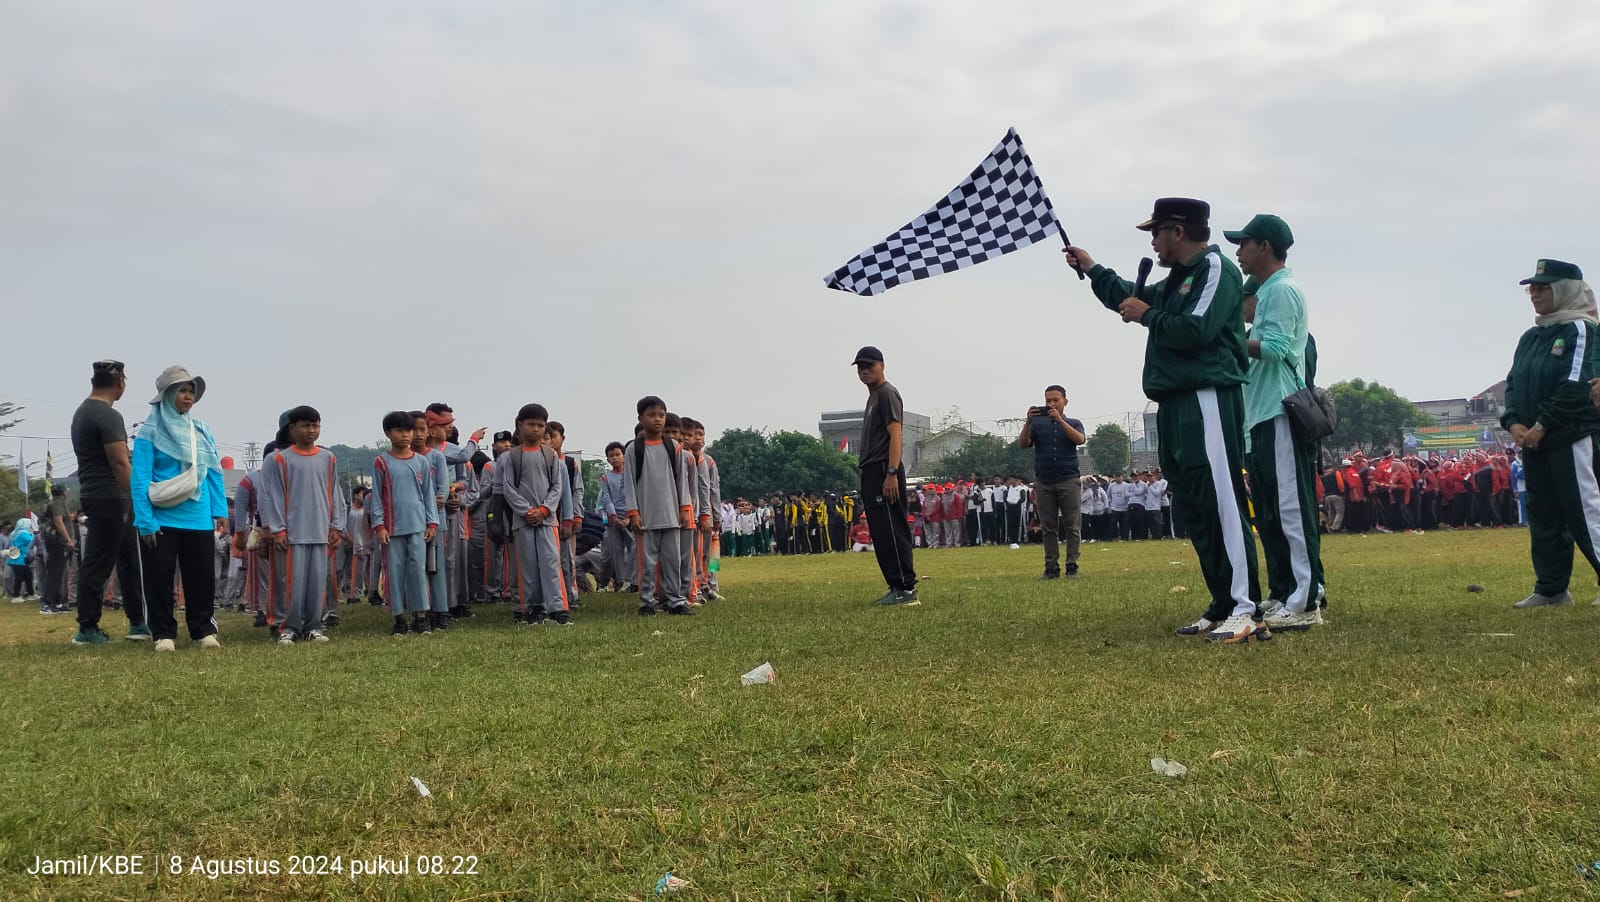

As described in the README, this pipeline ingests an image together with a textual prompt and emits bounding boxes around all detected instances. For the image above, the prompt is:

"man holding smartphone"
[853,346,918,605]
[1018,385,1086,578]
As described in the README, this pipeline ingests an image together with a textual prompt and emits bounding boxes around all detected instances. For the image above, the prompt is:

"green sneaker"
[72,629,112,646]
[125,624,153,641]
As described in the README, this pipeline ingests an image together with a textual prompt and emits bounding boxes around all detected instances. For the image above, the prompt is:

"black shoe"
[432,612,451,631]
[412,615,432,635]
[449,605,474,620]
[878,589,921,606]
[1040,571,1060,580]
[391,617,409,638]
[513,610,527,625]
[368,593,384,607]
[551,611,571,626]
[528,610,548,625]
[638,604,657,617]
[253,611,268,628]
[666,604,694,616]
[871,589,898,605]
[321,611,340,628]
[622,584,639,594]
[1066,564,1079,579]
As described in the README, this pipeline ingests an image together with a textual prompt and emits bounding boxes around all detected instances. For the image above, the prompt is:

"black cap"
[851,345,884,366]
[1136,197,1210,231]
[92,359,126,376]
[493,430,514,443]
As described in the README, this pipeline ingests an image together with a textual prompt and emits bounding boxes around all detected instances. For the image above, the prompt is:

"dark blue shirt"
[1029,414,1083,483]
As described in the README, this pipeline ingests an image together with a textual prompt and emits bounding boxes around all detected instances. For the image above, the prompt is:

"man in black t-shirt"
[68,360,148,645]
[39,486,76,614]
[853,346,918,605]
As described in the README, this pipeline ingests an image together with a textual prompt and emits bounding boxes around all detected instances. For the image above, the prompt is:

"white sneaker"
[1260,598,1285,618]
[1264,607,1322,631]
[1175,617,1216,637]
[277,631,296,646]
[197,634,222,649]
[154,638,176,652]
[1513,591,1572,608]
[306,629,330,643]
[1206,614,1271,644]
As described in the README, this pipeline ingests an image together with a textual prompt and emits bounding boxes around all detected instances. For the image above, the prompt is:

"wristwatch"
[886,466,899,475]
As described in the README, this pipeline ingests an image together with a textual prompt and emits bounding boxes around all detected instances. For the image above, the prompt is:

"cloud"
[1,1,1596,467]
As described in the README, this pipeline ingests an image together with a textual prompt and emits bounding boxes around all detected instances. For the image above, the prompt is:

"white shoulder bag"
[148,418,200,509]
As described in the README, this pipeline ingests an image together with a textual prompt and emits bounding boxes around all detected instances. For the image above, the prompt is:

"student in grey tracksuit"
[499,408,571,624]
[468,453,503,600]
[255,418,347,641]
[450,463,479,612]
[596,446,634,589]
[678,438,709,604]
[701,448,723,597]
[370,428,438,625]
[624,399,693,616]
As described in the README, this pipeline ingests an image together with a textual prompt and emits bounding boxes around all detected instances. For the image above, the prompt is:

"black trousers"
[860,463,916,592]
[42,539,70,607]
[76,496,146,631]
[142,527,217,641]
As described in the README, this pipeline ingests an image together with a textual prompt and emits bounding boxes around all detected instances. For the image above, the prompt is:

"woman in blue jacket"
[131,366,228,650]
[7,520,35,598]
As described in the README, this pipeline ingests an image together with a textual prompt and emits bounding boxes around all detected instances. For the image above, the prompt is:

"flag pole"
[1059,225,1085,281]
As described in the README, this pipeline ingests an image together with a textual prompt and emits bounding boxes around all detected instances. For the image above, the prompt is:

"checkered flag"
[824,128,1061,297]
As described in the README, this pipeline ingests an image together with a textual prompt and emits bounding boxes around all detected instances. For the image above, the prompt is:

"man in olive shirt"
[69,360,149,645]
[853,346,918,605]
[39,485,76,614]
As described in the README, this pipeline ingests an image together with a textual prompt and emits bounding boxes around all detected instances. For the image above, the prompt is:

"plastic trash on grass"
[410,776,432,798]
[656,872,691,893]
[741,662,776,686]
[1150,757,1187,778]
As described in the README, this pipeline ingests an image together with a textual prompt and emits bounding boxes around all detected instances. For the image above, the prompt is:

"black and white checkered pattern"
[824,128,1060,297]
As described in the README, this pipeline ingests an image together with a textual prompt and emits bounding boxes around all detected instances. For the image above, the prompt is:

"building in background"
[819,408,932,469]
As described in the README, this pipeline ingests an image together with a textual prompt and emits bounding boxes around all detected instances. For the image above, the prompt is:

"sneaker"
[71,628,112,646]
[451,605,475,620]
[637,604,657,617]
[253,612,268,628]
[1175,617,1217,637]
[705,590,726,601]
[155,638,177,652]
[277,631,296,646]
[368,593,384,607]
[666,604,694,616]
[1260,599,1285,618]
[1065,564,1079,579]
[1510,591,1574,604]
[1264,607,1322,631]
[10,595,24,603]
[512,610,528,625]
[878,589,921,606]
[392,618,409,637]
[432,612,451,631]
[527,610,547,625]
[321,611,340,629]
[1040,571,1060,581]
[197,634,222,649]
[1206,614,1272,644]
[411,615,432,635]
[125,624,153,641]
[306,629,330,643]
[871,590,899,606]
[550,611,571,626]
[622,584,639,594]
[39,604,62,615]
[1513,591,1572,608]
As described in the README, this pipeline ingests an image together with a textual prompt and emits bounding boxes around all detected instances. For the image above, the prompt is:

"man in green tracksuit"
[1229,215,1326,632]
[1065,197,1266,643]
[1500,258,1600,608]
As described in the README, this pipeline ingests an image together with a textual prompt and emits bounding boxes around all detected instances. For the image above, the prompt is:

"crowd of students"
[1316,448,1523,534]
[222,398,733,642]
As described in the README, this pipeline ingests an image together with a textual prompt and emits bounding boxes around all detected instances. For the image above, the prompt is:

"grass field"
[2,529,1599,900]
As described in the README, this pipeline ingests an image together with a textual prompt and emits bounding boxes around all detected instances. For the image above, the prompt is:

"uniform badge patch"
[1178,276,1194,296]
[1552,337,1566,357]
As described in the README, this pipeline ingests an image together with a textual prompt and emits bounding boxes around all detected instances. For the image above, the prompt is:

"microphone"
[1132,257,1153,297]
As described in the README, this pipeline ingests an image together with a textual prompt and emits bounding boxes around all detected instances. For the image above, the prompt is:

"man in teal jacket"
[1065,198,1266,642]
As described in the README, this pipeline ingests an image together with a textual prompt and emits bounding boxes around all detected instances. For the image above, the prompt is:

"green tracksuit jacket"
[1088,245,1249,401]
[1499,319,1600,446]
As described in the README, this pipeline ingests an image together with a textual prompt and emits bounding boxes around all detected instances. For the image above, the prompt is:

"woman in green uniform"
[1500,259,1600,608]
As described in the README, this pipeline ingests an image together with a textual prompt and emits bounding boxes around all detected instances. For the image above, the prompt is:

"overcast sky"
[4,0,1597,474]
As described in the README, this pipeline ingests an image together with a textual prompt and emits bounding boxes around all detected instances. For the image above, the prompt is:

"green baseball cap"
[1223,214,1294,256]
[1519,258,1583,285]
[1242,275,1261,296]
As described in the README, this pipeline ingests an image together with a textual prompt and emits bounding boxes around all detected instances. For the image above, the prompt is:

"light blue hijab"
[143,384,222,487]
